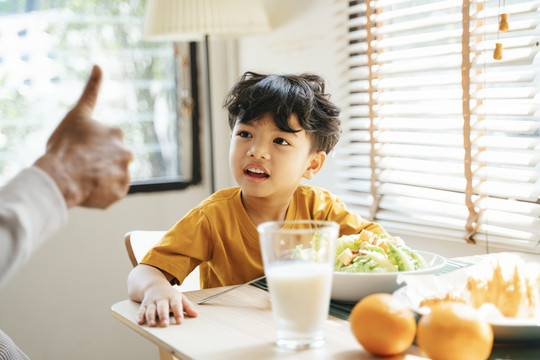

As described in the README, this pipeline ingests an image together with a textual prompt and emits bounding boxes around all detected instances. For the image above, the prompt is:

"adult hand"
[35,65,133,209]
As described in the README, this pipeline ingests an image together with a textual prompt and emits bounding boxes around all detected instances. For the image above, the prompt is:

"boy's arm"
[127,264,198,327]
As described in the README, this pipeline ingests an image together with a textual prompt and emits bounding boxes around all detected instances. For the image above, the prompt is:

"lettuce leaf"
[338,248,397,273]
[334,232,427,273]
[388,244,427,271]
[334,234,363,268]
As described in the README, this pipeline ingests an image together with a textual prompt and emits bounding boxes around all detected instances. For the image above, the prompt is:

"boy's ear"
[303,151,326,180]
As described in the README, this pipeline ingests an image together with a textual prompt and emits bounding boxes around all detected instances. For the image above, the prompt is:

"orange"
[417,302,493,360]
[349,293,416,356]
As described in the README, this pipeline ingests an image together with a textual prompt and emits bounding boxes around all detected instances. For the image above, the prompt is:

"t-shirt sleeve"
[140,207,212,285]
[312,187,387,236]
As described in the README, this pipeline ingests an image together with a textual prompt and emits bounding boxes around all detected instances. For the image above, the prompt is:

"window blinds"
[339,0,540,251]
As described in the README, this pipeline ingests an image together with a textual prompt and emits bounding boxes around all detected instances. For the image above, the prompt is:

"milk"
[266,261,333,341]
[258,220,338,349]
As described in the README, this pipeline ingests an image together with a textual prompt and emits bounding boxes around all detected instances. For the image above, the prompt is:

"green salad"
[334,230,427,273]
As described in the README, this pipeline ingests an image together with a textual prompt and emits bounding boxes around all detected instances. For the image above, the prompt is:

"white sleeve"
[0,166,68,289]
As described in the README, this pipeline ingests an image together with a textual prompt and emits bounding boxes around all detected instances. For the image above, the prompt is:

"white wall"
[0,1,520,359]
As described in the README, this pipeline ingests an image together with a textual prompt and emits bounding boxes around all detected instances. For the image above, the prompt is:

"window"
[0,0,201,192]
[340,0,539,251]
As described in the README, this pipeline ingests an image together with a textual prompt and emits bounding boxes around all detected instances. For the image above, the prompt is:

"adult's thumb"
[72,65,102,116]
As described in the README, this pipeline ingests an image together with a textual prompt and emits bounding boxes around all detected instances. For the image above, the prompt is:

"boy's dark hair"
[223,72,341,154]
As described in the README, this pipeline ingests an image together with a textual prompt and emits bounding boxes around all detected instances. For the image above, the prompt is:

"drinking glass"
[258,220,338,350]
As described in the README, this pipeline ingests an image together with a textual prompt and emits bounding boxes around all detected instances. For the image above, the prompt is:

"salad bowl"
[331,250,446,303]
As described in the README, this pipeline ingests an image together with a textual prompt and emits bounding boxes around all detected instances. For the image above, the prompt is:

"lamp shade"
[143,0,271,41]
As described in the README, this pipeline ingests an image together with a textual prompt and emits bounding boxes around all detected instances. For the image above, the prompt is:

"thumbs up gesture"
[35,65,133,209]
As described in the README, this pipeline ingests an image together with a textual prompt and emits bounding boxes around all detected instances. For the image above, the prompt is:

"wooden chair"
[124,231,200,360]
[124,230,166,267]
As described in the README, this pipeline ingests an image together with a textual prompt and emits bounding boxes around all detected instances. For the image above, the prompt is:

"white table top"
[112,284,426,360]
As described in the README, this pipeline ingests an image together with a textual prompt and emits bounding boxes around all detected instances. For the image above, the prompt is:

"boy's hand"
[137,284,198,327]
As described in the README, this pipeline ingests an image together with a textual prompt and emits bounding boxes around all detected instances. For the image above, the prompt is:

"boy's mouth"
[244,167,269,179]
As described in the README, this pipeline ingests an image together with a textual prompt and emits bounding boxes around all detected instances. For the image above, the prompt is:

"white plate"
[393,286,540,343]
[330,250,447,303]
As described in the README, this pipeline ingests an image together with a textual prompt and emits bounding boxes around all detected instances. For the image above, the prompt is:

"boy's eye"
[238,131,251,138]
[274,137,290,146]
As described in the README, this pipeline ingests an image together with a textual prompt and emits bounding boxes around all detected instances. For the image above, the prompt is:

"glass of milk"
[258,220,338,350]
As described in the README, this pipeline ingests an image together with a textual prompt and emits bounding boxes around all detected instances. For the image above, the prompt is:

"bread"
[464,260,540,319]
[421,255,540,319]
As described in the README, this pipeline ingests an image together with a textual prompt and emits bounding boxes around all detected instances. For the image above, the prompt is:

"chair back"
[124,230,166,267]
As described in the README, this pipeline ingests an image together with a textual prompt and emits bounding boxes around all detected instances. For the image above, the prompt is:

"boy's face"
[229,113,325,202]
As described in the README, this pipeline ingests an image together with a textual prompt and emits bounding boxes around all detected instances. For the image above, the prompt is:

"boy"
[127,72,386,327]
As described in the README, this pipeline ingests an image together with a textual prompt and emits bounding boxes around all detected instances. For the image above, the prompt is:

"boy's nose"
[247,143,270,159]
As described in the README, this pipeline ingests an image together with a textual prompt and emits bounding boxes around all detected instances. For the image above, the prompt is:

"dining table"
[112,254,540,360]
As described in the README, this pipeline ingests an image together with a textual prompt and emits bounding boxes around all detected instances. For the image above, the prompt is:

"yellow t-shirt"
[141,185,386,289]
